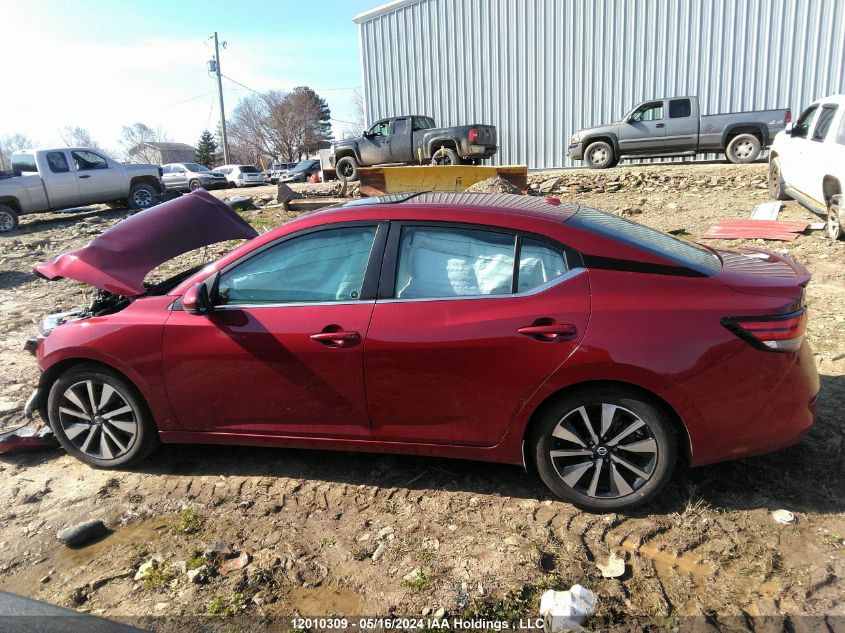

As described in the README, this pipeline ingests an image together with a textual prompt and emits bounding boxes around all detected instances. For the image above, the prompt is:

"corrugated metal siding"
[357,0,845,169]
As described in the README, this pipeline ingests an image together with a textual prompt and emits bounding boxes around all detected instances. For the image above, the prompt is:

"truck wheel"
[128,183,159,209]
[726,134,761,164]
[336,156,360,181]
[768,157,790,200]
[827,196,843,241]
[584,141,615,169]
[0,205,19,232]
[431,148,461,166]
[189,179,201,191]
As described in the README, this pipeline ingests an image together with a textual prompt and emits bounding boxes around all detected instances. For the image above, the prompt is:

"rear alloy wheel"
[584,141,615,169]
[336,156,360,181]
[48,365,159,468]
[128,183,159,209]
[0,204,19,232]
[768,157,790,200]
[533,388,676,511]
[431,147,461,166]
[828,197,843,241]
[726,133,761,164]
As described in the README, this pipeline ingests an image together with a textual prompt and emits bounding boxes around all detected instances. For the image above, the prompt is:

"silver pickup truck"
[568,96,790,168]
[0,147,164,232]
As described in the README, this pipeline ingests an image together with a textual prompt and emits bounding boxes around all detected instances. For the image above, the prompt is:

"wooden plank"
[750,201,782,220]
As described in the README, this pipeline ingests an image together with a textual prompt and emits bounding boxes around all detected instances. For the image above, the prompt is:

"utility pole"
[213,32,230,165]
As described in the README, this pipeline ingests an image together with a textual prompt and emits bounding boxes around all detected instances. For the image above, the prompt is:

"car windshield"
[570,207,722,275]
[239,165,259,173]
[291,160,317,173]
[182,163,210,172]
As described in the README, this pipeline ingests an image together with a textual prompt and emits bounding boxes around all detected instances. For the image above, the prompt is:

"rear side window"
[46,152,70,173]
[395,226,514,298]
[239,166,259,173]
[393,118,409,135]
[11,153,37,175]
[792,105,818,139]
[838,111,845,146]
[812,105,838,141]
[518,239,568,292]
[570,207,721,275]
[669,99,691,118]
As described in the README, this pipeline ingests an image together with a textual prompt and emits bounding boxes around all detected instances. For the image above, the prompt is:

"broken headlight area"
[29,291,131,346]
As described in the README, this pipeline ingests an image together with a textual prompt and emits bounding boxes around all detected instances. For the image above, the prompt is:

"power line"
[165,92,212,108]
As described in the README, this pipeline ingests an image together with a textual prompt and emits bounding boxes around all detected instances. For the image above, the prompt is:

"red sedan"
[28,190,818,511]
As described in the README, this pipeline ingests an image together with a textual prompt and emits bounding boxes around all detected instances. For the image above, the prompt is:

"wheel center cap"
[93,416,104,425]
[596,446,608,457]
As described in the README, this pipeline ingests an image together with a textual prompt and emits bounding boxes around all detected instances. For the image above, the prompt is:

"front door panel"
[163,303,375,437]
[364,272,591,446]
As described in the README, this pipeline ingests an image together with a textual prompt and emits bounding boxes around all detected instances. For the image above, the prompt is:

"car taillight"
[721,308,807,353]
[468,127,478,143]
[784,110,791,125]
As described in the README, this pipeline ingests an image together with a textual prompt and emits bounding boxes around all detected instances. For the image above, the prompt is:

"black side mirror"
[183,272,219,315]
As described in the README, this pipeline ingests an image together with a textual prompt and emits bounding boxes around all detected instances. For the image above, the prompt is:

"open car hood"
[34,190,258,296]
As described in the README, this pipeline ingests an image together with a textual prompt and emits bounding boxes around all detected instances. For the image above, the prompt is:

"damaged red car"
[26,189,819,511]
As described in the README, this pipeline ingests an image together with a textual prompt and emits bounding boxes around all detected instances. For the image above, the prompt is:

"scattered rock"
[377,526,395,539]
[204,540,232,556]
[219,551,250,574]
[772,509,796,524]
[56,520,109,547]
[186,565,207,585]
[402,568,424,583]
[432,607,446,619]
[464,176,523,194]
[134,558,160,581]
[596,551,626,578]
[371,542,387,562]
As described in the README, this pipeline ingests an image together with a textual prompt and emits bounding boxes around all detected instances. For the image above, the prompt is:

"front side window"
[72,150,108,171]
[517,239,568,293]
[217,226,377,305]
[395,226,515,299]
[631,102,663,122]
[792,105,818,139]
[46,151,70,173]
[367,121,390,137]
[811,105,838,141]
[669,99,691,118]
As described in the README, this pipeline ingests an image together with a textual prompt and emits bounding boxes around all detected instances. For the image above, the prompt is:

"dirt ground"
[0,164,843,632]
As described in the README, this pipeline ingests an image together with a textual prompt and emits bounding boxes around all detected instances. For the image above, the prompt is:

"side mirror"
[183,282,211,315]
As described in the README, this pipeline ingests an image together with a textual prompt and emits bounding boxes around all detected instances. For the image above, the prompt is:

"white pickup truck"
[0,147,165,232]
[769,94,845,240]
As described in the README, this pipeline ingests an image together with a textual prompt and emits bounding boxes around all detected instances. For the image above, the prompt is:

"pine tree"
[195,130,218,167]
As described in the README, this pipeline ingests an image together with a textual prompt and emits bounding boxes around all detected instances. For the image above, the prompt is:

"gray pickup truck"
[0,147,164,231]
[330,115,497,181]
[568,96,790,168]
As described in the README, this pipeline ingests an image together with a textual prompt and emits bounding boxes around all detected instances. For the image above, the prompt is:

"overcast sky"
[2,0,378,155]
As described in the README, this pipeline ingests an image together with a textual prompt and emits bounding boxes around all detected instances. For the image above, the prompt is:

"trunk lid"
[34,189,258,296]
[716,247,810,301]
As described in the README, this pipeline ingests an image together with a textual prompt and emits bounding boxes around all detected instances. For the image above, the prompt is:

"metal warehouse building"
[354,0,845,169]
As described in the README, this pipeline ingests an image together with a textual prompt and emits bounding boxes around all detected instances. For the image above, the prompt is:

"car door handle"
[655,123,665,128]
[310,330,361,347]
[518,323,577,340]
[78,174,91,179]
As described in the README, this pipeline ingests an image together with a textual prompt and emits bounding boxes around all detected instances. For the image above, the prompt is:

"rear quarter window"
[11,153,38,175]
[570,207,722,276]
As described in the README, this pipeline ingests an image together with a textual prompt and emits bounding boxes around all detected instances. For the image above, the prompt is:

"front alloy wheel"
[533,388,676,511]
[48,365,159,468]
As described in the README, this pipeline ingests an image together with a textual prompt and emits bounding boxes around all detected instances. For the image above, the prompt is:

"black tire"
[189,179,201,191]
[726,133,762,164]
[0,204,19,232]
[768,157,790,200]
[531,386,677,512]
[336,156,360,181]
[127,183,159,209]
[431,147,461,166]
[48,364,159,469]
[584,141,615,169]
[827,196,843,241]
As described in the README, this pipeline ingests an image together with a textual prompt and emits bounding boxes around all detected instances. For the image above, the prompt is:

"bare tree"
[119,123,170,162]
[0,133,35,171]
[343,88,367,138]
[60,126,101,150]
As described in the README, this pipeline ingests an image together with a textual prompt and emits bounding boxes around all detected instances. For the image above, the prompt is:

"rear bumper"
[464,144,497,158]
[568,142,585,161]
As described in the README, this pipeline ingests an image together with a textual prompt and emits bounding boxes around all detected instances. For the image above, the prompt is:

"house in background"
[127,142,196,165]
